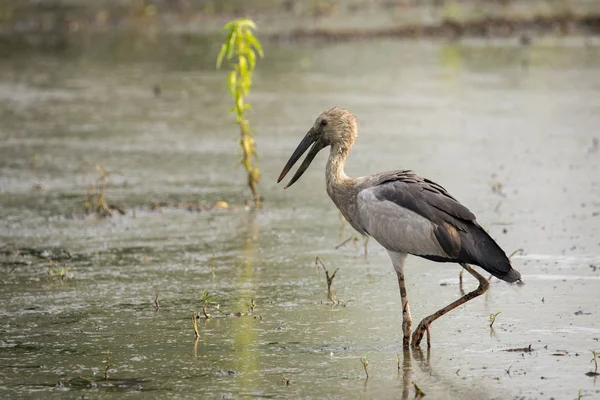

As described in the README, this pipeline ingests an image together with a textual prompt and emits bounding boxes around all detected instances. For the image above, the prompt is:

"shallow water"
[1,34,600,399]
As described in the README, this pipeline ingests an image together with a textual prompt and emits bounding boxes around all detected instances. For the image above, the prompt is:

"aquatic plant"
[489,311,501,328]
[413,382,426,398]
[192,311,200,338]
[47,259,70,280]
[154,294,160,311]
[216,18,264,207]
[201,290,218,318]
[102,353,112,381]
[591,350,599,373]
[315,256,338,304]
[84,163,125,217]
[360,353,369,379]
[85,163,110,216]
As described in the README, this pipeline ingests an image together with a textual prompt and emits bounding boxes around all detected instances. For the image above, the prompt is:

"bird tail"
[457,226,521,283]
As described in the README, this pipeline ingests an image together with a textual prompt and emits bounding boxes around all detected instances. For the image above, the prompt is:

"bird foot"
[411,317,433,348]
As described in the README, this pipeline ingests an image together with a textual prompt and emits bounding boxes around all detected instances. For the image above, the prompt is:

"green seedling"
[216,18,264,207]
[154,294,160,311]
[489,312,501,328]
[201,290,218,318]
[337,299,354,308]
[413,382,426,398]
[192,311,200,338]
[282,377,291,386]
[247,298,256,314]
[360,353,369,379]
[508,248,524,259]
[85,163,111,217]
[47,259,70,280]
[315,257,338,303]
[102,353,112,381]
[591,350,599,373]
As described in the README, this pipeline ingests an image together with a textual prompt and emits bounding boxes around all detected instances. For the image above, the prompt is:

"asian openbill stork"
[277,107,521,348]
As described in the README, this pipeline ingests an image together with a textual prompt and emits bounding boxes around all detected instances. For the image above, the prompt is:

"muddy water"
[1,35,600,399]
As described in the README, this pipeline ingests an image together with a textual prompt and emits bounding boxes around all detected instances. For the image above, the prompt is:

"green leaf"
[223,20,236,31]
[247,34,264,58]
[216,44,227,69]
[226,30,237,60]
[240,18,257,30]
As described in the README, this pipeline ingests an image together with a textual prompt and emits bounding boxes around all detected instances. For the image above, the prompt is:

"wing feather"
[355,170,520,282]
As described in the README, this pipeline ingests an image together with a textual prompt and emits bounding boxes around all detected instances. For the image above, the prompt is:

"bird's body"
[278,107,521,348]
[328,169,519,282]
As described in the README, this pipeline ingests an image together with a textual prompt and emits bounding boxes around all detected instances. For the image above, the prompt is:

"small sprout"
[282,377,291,386]
[47,259,70,280]
[508,248,523,259]
[505,365,512,376]
[192,311,200,338]
[338,299,354,308]
[315,257,338,303]
[247,298,256,314]
[102,353,112,381]
[591,350,599,373]
[154,294,160,311]
[360,353,369,379]
[413,382,426,398]
[397,353,401,374]
[489,312,502,328]
[577,388,587,400]
[201,290,218,318]
[85,163,121,217]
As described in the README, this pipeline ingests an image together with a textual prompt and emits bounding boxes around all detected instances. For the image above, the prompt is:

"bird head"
[278,107,357,188]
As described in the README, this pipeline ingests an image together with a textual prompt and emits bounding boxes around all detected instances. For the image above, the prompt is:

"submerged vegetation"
[84,163,125,218]
[489,311,501,328]
[360,353,369,379]
[46,259,70,280]
[217,18,264,207]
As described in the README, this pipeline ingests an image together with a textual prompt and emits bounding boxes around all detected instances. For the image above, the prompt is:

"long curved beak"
[277,129,326,189]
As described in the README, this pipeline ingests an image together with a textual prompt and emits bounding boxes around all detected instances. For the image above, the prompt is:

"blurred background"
[1,1,599,399]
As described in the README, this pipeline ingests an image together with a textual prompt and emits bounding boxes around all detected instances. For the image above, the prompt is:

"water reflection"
[398,349,433,400]
[233,211,260,389]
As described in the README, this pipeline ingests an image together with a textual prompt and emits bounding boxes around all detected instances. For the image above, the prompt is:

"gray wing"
[356,171,519,282]
[356,171,470,257]
[372,171,475,230]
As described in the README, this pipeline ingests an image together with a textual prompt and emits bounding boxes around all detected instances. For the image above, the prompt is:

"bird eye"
[320,119,328,127]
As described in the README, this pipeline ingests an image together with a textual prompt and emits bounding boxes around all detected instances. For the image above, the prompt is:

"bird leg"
[396,269,413,348]
[411,263,489,348]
